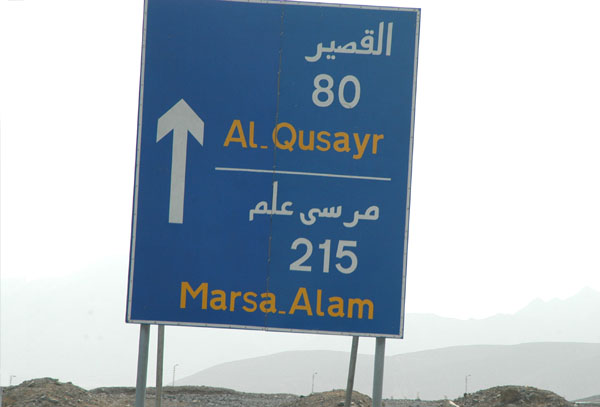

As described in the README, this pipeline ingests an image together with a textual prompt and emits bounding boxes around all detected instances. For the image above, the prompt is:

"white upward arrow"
[156,99,204,224]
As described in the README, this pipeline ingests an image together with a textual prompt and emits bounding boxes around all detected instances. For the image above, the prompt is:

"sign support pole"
[344,336,360,407]
[135,324,151,407]
[156,325,165,407]
[372,337,386,407]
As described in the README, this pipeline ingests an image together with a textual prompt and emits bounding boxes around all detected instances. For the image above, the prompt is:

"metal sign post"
[156,325,165,407]
[345,336,359,406]
[135,324,150,407]
[372,337,386,407]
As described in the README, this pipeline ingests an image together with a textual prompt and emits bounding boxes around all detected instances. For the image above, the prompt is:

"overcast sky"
[1,0,599,388]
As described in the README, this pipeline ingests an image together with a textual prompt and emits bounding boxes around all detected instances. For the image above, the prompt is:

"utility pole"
[465,374,471,395]
[172,364,179,387]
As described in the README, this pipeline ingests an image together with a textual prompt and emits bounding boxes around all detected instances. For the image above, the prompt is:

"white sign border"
[127,0,420,339]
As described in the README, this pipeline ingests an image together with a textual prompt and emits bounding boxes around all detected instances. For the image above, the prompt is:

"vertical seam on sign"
[266,7,285,329]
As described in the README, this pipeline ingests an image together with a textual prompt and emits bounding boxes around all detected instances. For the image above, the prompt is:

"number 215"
[290,238,358,274]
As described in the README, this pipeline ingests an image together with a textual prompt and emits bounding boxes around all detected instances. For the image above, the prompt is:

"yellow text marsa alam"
[180,282,374,320]
[223,119,384,160]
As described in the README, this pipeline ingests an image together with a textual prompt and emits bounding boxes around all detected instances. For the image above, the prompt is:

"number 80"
[312,74,361,109]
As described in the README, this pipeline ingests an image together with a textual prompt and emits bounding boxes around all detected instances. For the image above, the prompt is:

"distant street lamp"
[172,364,179,386]
[464,374,471,395]
[311,372,318,394]
[9,376,16,386]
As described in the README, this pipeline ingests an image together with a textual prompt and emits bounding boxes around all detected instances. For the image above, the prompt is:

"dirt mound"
[1,378,297,407]
[455,385,575,407]
[1,378,103,407]
[282,389,371,407]
[385,399,455,407]
[1,379,576,407]
[1,379,368,407]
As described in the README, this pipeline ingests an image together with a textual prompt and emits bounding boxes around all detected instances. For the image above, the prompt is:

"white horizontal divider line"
[215,167,391,182]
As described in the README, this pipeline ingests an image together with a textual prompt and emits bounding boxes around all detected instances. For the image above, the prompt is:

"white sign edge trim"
[127,0,150,323]
[127,318,404,339]
[398,8,421,340]
[222,0,420,13]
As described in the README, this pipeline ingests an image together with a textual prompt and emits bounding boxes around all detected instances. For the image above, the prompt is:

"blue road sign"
[127,0,420,337]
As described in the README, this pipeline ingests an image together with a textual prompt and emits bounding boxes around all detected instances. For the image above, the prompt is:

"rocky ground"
[1,378,592,407]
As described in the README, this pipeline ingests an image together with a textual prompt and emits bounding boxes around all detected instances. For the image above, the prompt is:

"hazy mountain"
[1,262,599,390]
[576,394,600,403]
[397,286,600,355]
[178,342,600,401]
